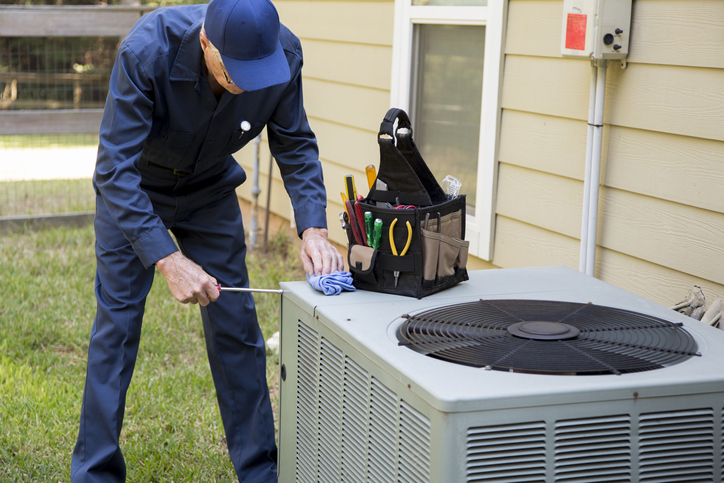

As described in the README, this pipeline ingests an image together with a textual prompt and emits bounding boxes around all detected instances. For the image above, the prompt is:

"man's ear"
[199,28,209,51]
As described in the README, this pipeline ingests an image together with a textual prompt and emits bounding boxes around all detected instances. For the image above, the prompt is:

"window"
[390,0,506,260]
[410,24,485,212]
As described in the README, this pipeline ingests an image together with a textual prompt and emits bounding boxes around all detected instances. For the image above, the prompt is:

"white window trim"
[390,0,507,261]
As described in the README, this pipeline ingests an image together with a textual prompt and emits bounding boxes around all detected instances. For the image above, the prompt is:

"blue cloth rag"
[307,270,356,296]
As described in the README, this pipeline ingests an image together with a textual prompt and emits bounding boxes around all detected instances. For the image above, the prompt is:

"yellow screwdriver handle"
[365,164,376,189]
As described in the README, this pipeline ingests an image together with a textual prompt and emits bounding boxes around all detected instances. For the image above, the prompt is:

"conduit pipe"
[579,59,607,276]
[579,64,597,273]
[249,135,262,249]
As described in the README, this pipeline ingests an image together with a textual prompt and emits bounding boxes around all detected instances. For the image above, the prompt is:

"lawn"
[0,223,305,482]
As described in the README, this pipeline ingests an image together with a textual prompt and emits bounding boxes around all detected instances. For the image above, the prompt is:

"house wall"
[235,0,394,248]
[497,0,724,306]
[235,0,724,309]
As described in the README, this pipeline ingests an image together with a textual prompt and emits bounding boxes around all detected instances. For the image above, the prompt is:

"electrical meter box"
[561,0,632,59]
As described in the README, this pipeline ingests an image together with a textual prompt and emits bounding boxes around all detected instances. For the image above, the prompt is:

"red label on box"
[565,13,587,51]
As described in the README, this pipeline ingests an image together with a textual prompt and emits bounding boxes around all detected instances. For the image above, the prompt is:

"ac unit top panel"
[280,266,724,414]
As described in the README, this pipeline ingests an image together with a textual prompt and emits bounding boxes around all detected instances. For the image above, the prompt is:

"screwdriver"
[364,211,373,246]
[365,165,376,189]
[217,285,284,294]
[372,218,383,250]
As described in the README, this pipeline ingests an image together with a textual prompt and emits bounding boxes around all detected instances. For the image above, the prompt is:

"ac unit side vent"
[466,422,547,482]
[318,339,344,482]
[554,415,631,482]
[341,358,369,481]
[296,320,432,483]
[369,379,398,480]
[296,322,320,483]
[399,401,431,482]
[639,408,715,482]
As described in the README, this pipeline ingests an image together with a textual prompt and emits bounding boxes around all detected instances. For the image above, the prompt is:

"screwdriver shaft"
[219,286,284,294]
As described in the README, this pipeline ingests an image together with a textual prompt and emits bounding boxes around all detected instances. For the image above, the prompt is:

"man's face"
[200,30,245,95]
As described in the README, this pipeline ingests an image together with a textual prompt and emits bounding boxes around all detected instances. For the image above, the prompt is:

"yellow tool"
[340,191,350,217]
[365,164,376,189]
[389,218,412,287]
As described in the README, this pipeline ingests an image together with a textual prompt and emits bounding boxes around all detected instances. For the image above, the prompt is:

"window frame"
[390,0,507,261]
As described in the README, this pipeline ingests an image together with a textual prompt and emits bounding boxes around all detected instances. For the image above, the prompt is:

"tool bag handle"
[367,108,447,207]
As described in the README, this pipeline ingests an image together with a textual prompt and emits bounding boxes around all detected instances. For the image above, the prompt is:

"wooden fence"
[0,5,154,136]
[0,6,154,232]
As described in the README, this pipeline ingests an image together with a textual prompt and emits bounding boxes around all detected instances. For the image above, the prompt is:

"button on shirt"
[94,5,328,268]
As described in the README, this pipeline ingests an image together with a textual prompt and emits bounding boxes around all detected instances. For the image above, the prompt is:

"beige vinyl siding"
[494,216,721,306]
[498,0,724,306]
[235,0,393,246]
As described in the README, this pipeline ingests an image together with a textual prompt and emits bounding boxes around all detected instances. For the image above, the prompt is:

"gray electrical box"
[561,0,632,60]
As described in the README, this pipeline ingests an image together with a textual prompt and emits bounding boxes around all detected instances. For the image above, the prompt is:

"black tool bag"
[346,108,469,299]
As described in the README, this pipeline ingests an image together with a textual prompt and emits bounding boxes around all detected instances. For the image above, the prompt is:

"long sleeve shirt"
[94,5,327,268]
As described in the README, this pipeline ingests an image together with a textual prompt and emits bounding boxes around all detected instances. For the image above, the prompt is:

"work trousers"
[71,186,278,483]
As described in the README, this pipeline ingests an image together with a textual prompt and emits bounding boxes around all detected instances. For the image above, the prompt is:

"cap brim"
[221,40,290,92]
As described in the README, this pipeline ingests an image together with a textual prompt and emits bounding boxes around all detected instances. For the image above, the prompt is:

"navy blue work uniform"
[70,5,327,482]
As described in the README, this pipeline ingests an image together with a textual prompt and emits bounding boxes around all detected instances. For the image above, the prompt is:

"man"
[70,0,343,480]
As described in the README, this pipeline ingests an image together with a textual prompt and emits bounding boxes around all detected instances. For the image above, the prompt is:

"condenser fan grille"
[396,299,699,375]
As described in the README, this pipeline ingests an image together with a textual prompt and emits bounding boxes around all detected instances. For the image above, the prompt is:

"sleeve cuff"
[131,225,179,269]
[294,203,328,238]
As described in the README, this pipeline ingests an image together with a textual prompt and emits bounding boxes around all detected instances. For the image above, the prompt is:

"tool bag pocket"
[347,203,421,297]
[348,244,378,286]
[346,108,469,299]
[420,209,470,284]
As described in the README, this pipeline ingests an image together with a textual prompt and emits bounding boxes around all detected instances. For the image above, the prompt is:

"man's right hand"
[156,251,220,306]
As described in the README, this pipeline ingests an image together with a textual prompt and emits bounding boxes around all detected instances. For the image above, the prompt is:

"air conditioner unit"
[277,266,724,482]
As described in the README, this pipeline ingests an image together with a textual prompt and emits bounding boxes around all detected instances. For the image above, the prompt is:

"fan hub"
[508,321,580,340]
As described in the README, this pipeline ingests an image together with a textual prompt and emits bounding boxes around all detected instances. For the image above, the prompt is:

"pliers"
[389,218,412,287]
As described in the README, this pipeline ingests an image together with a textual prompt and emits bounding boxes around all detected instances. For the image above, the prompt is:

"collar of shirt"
[169,17,205,83]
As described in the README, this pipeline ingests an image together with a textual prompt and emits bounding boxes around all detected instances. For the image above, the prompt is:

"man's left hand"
[300,227,344,276]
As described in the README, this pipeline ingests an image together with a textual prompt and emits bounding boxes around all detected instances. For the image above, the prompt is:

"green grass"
[0,224,304,481]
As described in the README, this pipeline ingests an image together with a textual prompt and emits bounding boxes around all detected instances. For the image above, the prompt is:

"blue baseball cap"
[205,0,291,91]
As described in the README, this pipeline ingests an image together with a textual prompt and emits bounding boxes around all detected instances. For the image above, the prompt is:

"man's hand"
[300,227,344,276]
[156,251,220,306]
